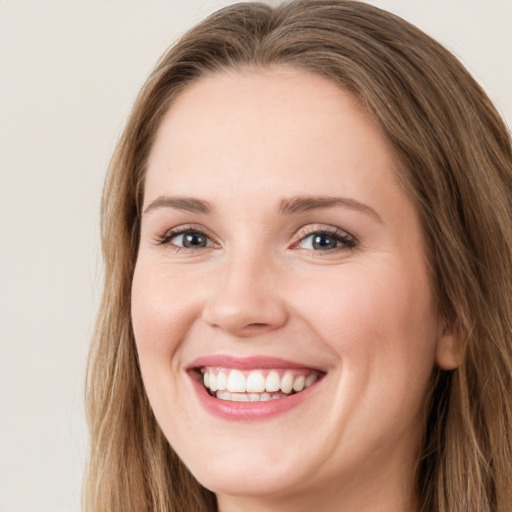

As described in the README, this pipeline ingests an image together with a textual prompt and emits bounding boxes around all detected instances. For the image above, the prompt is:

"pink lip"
[189,376,321,421]
[186,355,324,421]
[187,354,323,371]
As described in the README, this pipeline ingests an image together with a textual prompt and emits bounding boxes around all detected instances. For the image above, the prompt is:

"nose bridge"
[202,244,288,334]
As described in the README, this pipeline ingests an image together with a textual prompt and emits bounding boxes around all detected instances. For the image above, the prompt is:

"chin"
[167,430,317,499]
[190,459,304,499]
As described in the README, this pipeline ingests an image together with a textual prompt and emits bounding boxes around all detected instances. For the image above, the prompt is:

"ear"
[435,325,460,370]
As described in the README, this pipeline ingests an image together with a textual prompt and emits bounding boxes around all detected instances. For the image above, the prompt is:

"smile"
[187,356,325,419]
[200,367,320,402]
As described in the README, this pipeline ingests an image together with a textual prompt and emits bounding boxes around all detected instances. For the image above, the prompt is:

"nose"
[201,251,289,337]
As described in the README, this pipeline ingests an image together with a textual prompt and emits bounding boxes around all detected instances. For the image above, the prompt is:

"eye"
[172,231,209,248]
[156,226,217,250]
[295,228,357,252]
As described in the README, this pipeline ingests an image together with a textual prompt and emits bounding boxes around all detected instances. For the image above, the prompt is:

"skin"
[131,67,457,512]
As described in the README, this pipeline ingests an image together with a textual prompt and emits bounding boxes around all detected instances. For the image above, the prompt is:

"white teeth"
[246,371,266,393]
[231,393,250,402]
[293,375,305,392]
[217,370,228,391]
[280,371,294,394]
[305,372,318,388]
[209,372,218,392]
[202,367,321,399]
[215,390,286,402]
[227,369,246,393]
[265,370,281,392]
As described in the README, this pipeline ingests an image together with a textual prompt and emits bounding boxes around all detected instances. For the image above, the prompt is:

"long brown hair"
[84,1,512,510]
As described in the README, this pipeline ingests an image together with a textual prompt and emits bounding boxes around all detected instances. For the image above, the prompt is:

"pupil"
[183,232,206,248]
[312,234,337,250]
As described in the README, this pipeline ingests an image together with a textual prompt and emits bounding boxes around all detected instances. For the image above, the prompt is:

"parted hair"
[84,1,512,511]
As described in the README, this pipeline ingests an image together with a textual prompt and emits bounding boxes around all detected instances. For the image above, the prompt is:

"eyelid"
[152,222,357,253]
[291,224,358,251]
[155,223,219,248]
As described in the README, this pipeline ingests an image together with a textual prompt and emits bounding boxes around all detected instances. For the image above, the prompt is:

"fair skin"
[131,67,457,512]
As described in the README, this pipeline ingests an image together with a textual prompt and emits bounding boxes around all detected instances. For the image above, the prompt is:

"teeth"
[305,373,318,387]
[215,391,287,402]
[246,371,266,393]
[217,370,228,391]
[280,372,294,394]
[226,369,246,393]
[231,393,250,402]
[265,370,281,392]
[293,375,305,392]
[202,367,320,400]
[209,373,218,392]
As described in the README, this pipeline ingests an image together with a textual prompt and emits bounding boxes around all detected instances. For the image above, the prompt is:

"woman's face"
[132,68,456,510]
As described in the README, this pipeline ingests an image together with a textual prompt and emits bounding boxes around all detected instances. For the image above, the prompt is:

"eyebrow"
[143,194,381,222]
[279,195,382,222]
[143,196,212,215]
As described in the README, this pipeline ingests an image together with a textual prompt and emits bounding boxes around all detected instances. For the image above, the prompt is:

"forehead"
[144,67,406,221]
[150,67,378,163]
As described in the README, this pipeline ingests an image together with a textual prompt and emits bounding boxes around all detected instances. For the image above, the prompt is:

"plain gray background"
[0,1,510,511]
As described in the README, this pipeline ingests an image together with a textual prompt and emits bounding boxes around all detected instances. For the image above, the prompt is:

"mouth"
[194,366,322,402]
[187,355,326,419]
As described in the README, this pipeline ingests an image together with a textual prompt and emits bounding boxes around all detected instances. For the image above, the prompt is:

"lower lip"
[189,373,321,421]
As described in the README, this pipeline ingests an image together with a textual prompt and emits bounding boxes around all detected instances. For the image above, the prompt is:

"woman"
[84,1,512,511]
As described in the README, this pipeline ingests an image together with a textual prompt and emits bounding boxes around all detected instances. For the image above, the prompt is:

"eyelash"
[293,226,357,252]
[155,224,216,250]
[155,224,357,253]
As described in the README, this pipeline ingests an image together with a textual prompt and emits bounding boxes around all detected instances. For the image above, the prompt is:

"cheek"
[130,261,207,437]
[293,259,438,376]
[302,260,438,443]
[131,261,197,371]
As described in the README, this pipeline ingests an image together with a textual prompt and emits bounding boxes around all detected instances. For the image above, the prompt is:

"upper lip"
[186,355,324,372]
